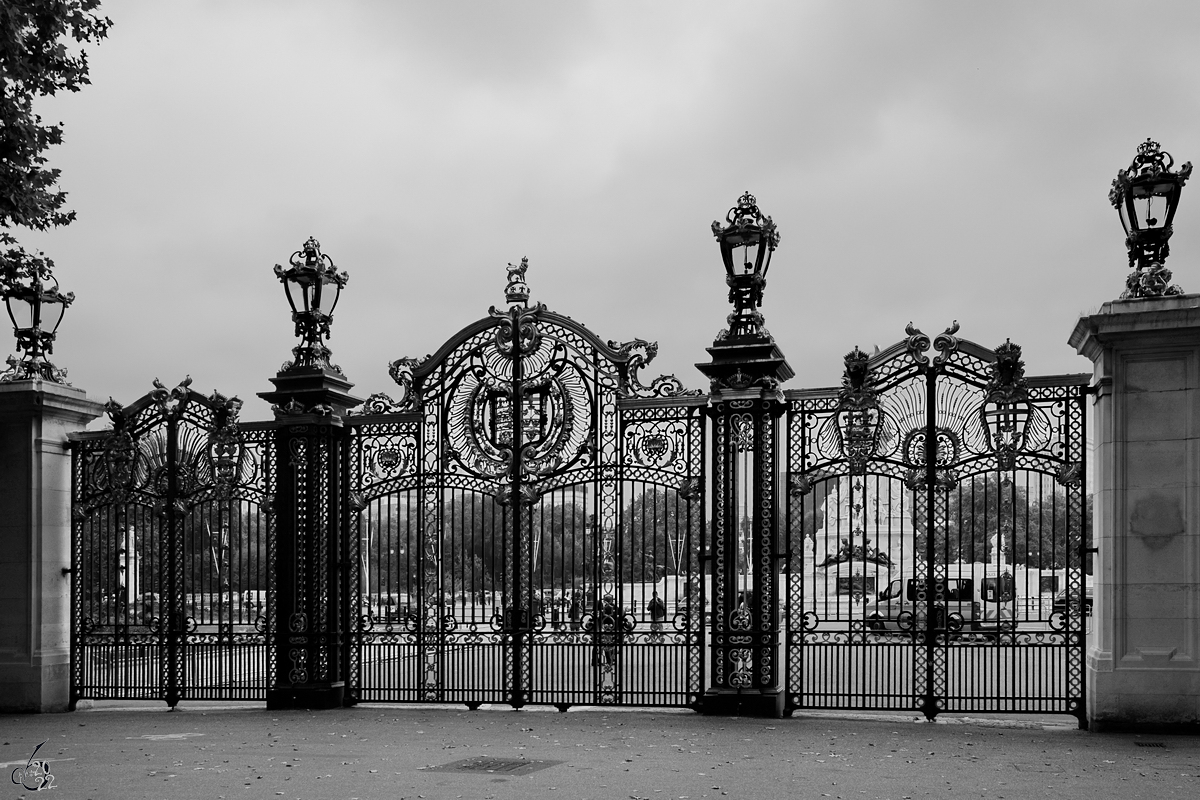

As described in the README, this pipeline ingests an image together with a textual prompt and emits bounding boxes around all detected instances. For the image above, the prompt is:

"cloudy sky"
[17,1,1200,420]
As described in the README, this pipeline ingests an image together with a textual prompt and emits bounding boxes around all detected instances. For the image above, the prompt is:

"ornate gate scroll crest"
[348,259,705,709]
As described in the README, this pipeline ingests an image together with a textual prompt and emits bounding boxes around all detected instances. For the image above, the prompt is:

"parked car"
[864,576,1013,633]
[1049,585,1092,629]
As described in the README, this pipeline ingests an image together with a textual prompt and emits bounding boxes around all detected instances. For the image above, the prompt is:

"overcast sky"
[16,1,1200,420]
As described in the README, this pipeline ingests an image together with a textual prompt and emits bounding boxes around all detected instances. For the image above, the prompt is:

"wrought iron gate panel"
[348,284,705,708]
[785,327,1089,722]
[70,381,272,705]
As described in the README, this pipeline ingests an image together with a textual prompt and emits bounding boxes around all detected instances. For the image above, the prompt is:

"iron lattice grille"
[349,308,706,709]
[784,330,1089,722]
[70,385,274,705]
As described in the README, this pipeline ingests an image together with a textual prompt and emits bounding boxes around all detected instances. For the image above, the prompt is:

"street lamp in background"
[1110,139,1192,299]
[0,252,73,383]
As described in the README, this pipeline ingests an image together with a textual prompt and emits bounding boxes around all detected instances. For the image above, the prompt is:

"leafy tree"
[0,1,111,263]
[619,487,697,582]
[916,474,1090,570]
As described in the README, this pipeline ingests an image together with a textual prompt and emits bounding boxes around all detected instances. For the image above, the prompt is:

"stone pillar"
[1070,294,1200,731]
[259,364,361,709]
[0,380,103,712]
[697,333,794,717]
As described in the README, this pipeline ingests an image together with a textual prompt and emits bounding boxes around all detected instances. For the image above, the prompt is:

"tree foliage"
[0,1,110,256]
[361,488,703,600]
[915,473,1090,570]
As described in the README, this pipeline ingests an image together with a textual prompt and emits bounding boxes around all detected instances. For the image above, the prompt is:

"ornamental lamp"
[1,262,73,382]
[1110,139,1192,298]
[711,192,780,338]
[272,236,348,369]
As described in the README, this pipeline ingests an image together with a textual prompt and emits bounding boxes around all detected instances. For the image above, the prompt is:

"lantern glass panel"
[295,279,315,314]
[735,241,761,275]
[309,279,326,314]
[6,293,35,330]
[325,281,341,316]
[1131,194,1167,230]
[281,279,300,315]
[42,296,66,333]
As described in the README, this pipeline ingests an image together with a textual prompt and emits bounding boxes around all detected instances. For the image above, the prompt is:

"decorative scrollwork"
[1055,461,1083,487]
[904,322,931,366]
[677,476,702,501]
[729,598,752,631]
[789,473,814,497]
[207,390,244,497]
[730,414,755,453]
[272,398,333,417]
[1123,261,1182,299]
[491,302,544,358]
[149,376,192,419]
[835,347,881,474]
[609,338,703,398]
[902,427,960,490]
[357,392,405,415]
[816,536,893,568]
[981,339,1030,469]
[932,321,960,366]
[383,355,428,412]
[728,648,753,688]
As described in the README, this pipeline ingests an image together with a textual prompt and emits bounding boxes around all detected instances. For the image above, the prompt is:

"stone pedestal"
[0,380,103,712]
[1070,294,1200,731]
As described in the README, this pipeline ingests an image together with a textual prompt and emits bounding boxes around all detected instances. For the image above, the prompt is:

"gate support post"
[0,380,102,712]
[697,334,793,717]
[1071,295,1200,731]
[259,365,362,709]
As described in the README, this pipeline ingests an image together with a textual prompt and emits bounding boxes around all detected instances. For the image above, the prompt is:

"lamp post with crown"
[0,250,74,383]
[1110,139,1192,299]
[259,237,362,710]
[697,193,793,718]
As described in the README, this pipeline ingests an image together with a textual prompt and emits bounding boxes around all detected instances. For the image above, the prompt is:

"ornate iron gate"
[345,266,706,708]
[69,380,273,706]
[785,324,1089,723]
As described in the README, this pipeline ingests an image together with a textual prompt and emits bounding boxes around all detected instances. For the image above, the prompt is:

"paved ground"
[1,703,1198,800]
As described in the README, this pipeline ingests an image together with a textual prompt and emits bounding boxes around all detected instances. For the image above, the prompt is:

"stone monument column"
[1070,295,1200,730]
[0,380,103,712]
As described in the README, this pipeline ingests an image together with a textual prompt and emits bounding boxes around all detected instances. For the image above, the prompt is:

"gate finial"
[505,257,530,308]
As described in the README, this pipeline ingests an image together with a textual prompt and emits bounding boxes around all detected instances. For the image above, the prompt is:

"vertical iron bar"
[166,412,181,707]
[509,305,525,708]
[922,368,937,720]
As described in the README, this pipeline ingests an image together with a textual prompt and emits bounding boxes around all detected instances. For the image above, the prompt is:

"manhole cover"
[425,757,561,775]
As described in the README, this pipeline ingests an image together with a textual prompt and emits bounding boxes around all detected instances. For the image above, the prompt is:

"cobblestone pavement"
[2,703,1198,800]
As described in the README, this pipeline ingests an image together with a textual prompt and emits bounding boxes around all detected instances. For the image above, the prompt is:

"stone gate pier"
[1072,294,1200,731]
[0,380,102,711]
